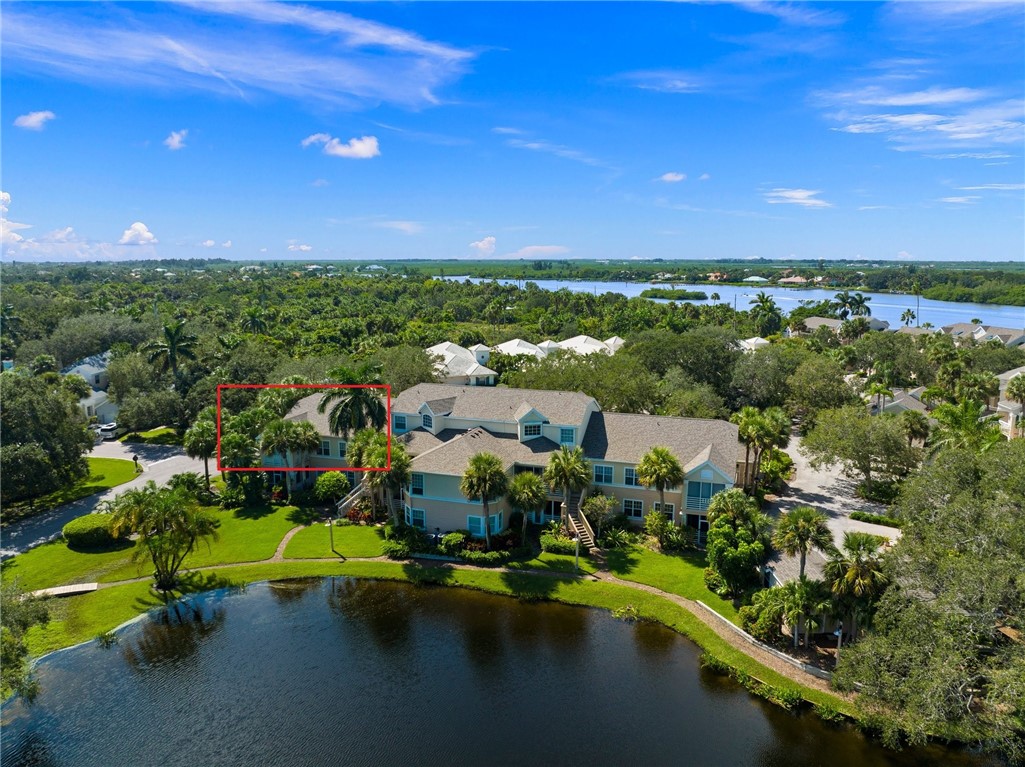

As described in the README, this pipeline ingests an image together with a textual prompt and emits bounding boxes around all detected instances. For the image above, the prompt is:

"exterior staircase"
[565,491,600,553]
[335,480,368,518]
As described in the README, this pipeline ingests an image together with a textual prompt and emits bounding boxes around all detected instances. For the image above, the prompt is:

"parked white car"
[97,422,119,440]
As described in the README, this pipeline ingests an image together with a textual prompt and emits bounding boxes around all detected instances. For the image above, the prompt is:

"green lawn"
[604,545,740,623]
[2,458,137,523]
[507,551,599,575]
[283,523,385,559]
[1,538,138,592]
[119,427,181,446]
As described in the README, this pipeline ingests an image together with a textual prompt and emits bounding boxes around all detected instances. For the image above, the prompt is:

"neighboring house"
[390,383,745,541]
[742,276,769,284]
[894,326,936,337]
[62,350,119,423]
[493,338,547,359]
[943,323,1025,348]
[995,366,1025,438]
[425,342,497,386]
[870,387,929,417]
[739,337,771,353]
[777,276,808,285]
[538,339,562,355]
[558,335,615,355]
[789,316,890,337]
[261,393,357,490]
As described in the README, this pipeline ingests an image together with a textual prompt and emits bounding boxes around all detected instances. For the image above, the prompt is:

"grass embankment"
[1,458,137,524]
[283,524,386,558]
[119,427,181,446]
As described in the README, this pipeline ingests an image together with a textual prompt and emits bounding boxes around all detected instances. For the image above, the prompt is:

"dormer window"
[422,413,433,430]
[523,423,542,438]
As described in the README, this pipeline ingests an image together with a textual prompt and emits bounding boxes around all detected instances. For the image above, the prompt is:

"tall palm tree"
[748,292,782,336]
[636,446,684,523]
[460,452,508,551]
[239,306,268,334]
[929,400,1002,455]
[824,531,887,643]
[900,309,916,327]
[954,371,999,405]
[731,406,761,492]
[543,445,592,534]
[833,290,853,321]
[848,292,872,317]
[838,317,870,343]
[898,409,930,447]
[779,576,830,649]
[772,506,834,579]
[183,420,217,490]
[260,419,295,494]
[383,444,412,522]
[143,320,197,382]
[865,382,894,413]
[750,407,790,494]
[1006,374,1025,439]
[317,363,387,438]
[508,471,548,545]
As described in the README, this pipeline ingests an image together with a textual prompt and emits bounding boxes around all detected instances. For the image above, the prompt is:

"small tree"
[644,510,672,550]
[315,472,351,506]
[772,505,834,578]
[183,420,217,491]
[636,446,684,523]
[460,452,508,551]
[706,515,765,596]
[508,471,547,545]
[581,493,616,540]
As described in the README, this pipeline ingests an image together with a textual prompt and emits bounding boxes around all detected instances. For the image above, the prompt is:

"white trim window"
[523,423,542,438]
[410,473,424,496]
[623,499,644,519]
[653,502,675,520]
[624,468,641,487]
[467,513,503,538]
[594,465,613,484]
[686,481,726,510]
[394,414,407,431]
[405,506,426,530]
[338,441,347,459]
[316,440,331,457]
[422,413,433,429]
[559,427,575,445]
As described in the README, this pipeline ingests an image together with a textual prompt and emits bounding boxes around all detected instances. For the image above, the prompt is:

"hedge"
[62,514,123,549]
[849,511,901,528]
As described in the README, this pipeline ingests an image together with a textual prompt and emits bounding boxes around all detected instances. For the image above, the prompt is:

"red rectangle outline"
[215,384,392,473]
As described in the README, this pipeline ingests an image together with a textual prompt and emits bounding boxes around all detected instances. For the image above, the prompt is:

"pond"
[1,579,994,767]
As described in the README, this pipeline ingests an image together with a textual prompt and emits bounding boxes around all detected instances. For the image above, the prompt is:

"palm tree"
[109,481,219,593]
[543,445,592,534]
[900,309,916,327]
[508,471,548,545]
[865,382,894,413]
[772,506,834,579]
[710,292,720,303]
[383,444,412,522]
[183,420,217,490]
[838,317,870,343]
[731,406,761,492]
[824,531,887,643]
[833,290,853,321]
[636,446,684,523]
[460,452,508,551]
[1006,374,1025,439]
[750,407,790,494]
[317,363,387,438]
[259,419,317,496]
[143,320,197,382]
[748,292,782,336]
[898,409,930,447]
[929,399,1002,455]
[779,576,830,649]
[239,306,268,334]
[954,371,999,405]
[848,292,872,317]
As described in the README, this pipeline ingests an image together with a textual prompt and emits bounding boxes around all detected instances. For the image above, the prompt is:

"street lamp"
[327,519,334,553]
[573,535,580,573]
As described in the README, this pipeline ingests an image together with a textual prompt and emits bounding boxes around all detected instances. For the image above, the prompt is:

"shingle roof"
[393,384,596,426]
[397,428,462,456]
[580,411,740,478]
[411,427,562,476]
[284,393,334,435]
[804,317,842,331]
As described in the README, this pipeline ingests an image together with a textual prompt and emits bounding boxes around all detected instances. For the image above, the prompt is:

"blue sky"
[2,1,1023,262]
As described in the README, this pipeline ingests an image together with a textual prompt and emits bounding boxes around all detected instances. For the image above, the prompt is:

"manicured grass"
[2,458,137,523]
[506,551,598,575]
[283,523,386,559]
[1,538,139,593]
[119,427,181,446]
[604,545,740,623]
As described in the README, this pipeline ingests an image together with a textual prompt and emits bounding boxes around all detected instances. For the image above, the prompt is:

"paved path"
[0,440,207,559]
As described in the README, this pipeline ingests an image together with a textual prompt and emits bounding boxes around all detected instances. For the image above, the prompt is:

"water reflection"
[122,598,226,673]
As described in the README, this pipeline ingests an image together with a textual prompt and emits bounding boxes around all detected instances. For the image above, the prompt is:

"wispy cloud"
[958,183,1025,191]
[164,129,188,150]
[302,133,380,159]
[612,69,705,94]
[469,236,496,256]
[657,172,686,183]
[373,220,422,235]
[2,2,473,110]
[491,126,524,135]
[13,110,56,130]
[763,188,833,208]
[506,138,607,168]
[118,222,158,245]
[736,2,846,28]
[201,239,215,247]
[508,245,569,258]
[857,205,892,211]
[938,196,980,204]
[699,173,711,181]
[926,152,1012,160]
[844,86,988,107]
[288,243,313,252]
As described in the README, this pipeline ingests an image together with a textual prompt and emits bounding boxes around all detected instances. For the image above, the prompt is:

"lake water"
[446,277,1025,331]
[0,579,992,767]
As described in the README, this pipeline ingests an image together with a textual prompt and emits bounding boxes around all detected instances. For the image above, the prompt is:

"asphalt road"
[1,439,209,559]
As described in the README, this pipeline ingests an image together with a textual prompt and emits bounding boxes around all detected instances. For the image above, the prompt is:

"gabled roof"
[411,427,562,476]
[393,383,596,426]
[61,350,112,377]
[494,338,546,358]
[423,397,457,415]
[580,411,739,477]
[559,335,612,355]
[803,316,842,331]
[425,342,497,378]
[284,393,334,435]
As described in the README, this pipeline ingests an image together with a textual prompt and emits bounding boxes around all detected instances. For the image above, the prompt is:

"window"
[523,423,542,437]
[316,440,331,457]
[467,516,485,538]
[594,465,613,484]
[624,468,641,487]
[559,428,575,445]
[490,512,503,534]
[405,506,426,530]
[410,474,424,496]
[623,499,644,518]
[686,481,726,510]
[422,413,433,429]
[338,441,347,458]
[394,414,406,430]
[653,502,675,520]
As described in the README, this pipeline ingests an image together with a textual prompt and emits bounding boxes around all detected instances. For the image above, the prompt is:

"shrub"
[489,529,520,552]
[815,702,845,724]
[62,514,122,549]
[167,472,206,500]
[540,533,576,554]
[760,450,795,491]
[770,686,804,710]
[458,549,507,567]
[605,513,632,533]
[288,487,317,508]
[382,539,411,559]
[600,527,631,549]
[856,481,900,504]
[219,487,245,509]
[703,567,729,597]
[849,511,902,528]
[508,510,523,534]
[699,652,733,675]
[438,531,468,556]
[644,510,672,549]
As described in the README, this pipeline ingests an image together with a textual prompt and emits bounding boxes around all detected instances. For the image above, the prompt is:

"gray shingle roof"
[411,427,562,476]
[393,384,597,426]
[396,428,463,456]
[285,393,334,434]
[580,411,740,478]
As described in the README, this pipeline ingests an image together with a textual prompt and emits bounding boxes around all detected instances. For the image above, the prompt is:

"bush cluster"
[703,567,729,597]
[540,533,577,554]
[219,487,245,509]
[849,511,901,528]
[438,531,468,556]
[62,514,123,549]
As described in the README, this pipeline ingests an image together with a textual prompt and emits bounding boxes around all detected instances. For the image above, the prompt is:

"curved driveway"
[1,440,208,559]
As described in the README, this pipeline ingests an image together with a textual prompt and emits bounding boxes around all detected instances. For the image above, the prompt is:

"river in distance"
[445,276,1025,332]
[0,579,996,767]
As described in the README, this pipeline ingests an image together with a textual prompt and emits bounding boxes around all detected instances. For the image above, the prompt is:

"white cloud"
[614,70,705,94]
[834,86,989,107]
[118,222,158,245]
[469,236,496,256]
[763,188,833,208]
[896,250,914,260]
[737,1,845,27]
[699,173,711,181]
[288,243,313,252]
[302,133,380,159]
[201,239,215,247]
[508,245,569,258]
[958,183,1025,191]
[311,178,330,187]
[373,220,421,235]
[1,3,473,110]
[164,129,188,150]
[938,196,980,204]
[491,126,524,135]
[14,110,56,130]
[858,205,891,210]
[43,226,76,242]
[506,138,606,168]
[658,172,686,183]
[221,240,232,248]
